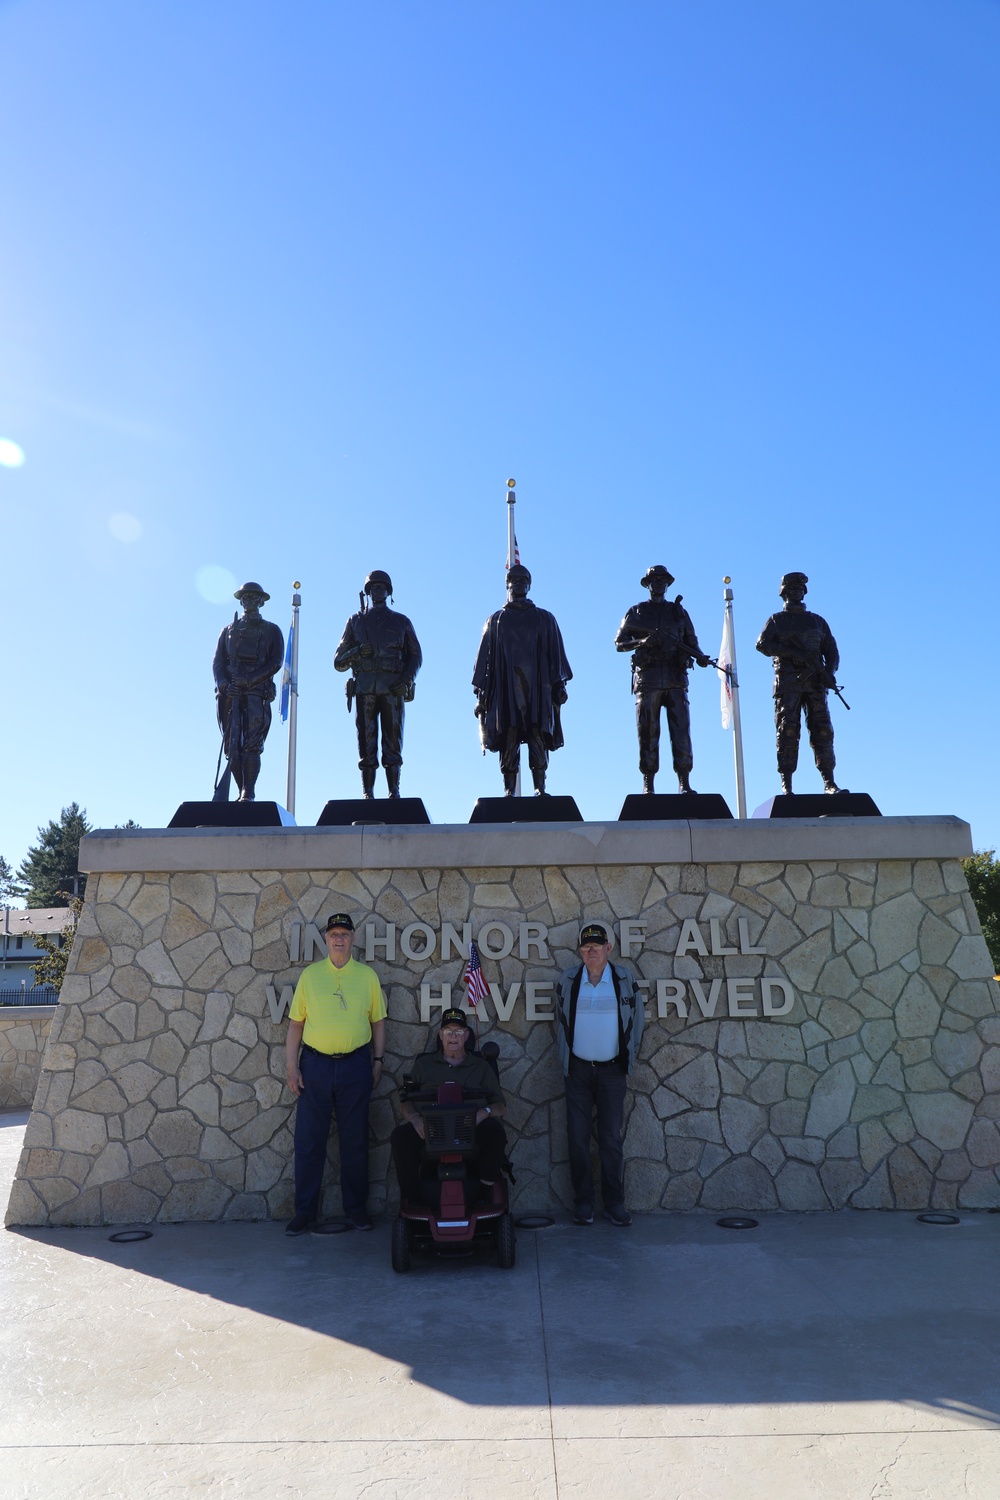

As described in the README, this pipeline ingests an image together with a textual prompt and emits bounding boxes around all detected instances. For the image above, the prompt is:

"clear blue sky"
[2,0,998,881]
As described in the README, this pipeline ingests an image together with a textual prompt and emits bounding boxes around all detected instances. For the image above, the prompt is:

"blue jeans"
[294,1045,373,1219]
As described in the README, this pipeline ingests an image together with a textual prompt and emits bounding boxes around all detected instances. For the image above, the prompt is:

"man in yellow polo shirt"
[285,912,387,1234]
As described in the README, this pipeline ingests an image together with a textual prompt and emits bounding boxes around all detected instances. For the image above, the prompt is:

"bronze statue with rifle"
[212,582,285,803]
[615,564,712,795]
[334,570,422,798]
[755,571,847,795]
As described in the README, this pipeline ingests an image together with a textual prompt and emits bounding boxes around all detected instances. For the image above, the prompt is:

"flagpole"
[285,583,301,816]
[505,478,522,797]
[506,477,517,570]
[723,579,747,819]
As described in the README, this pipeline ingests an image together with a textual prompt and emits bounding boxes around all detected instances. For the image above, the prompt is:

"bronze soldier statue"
[212,582,285,802]
[615,565,711,795]
[756,572,842,795]
[473,563,572,796]
[334,570,422,799]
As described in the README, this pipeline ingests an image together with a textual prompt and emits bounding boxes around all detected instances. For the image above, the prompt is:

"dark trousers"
[294,1046,372,1219]
[356,692,404,769]
[635,687,692,776]
[774,687,835,777]
[500,725,548,776]
[390,1118,508,1205]
[565,1055,627,1212]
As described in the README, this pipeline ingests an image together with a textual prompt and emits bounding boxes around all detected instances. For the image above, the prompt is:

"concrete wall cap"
[77,816,973,874]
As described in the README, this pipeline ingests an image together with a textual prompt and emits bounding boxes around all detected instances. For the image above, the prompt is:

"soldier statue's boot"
[677,771,694,795]
[642,774,655,796]
[532,768,548,797]
[780,773,793,796]
[822,774,842,795]
[238,753,261,802]
[503,772,517,797]
[385,766,401,799]
[361,768,376,800]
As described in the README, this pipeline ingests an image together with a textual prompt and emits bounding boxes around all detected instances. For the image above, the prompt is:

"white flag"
[718,609,734,730]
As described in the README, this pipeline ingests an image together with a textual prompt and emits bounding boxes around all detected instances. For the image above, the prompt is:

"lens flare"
[0,438,25,467]
[196,565,239,603]
[109,512,142,543]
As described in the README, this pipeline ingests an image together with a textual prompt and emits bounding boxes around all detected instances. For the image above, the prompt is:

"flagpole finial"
[723,576,731,584]
[293,580,301,589]
[507,478,516,489]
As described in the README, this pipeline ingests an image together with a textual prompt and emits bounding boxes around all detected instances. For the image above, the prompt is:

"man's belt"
[301,1042,368,1060]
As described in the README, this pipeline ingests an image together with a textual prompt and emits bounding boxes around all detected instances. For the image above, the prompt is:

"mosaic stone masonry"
[0,1009,53,1110]
[6,851,1000,1226]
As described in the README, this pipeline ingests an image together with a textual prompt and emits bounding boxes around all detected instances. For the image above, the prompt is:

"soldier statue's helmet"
[779,572,809,595]
[364,569,393,596]
[640,564,675,589]
[506,563,531,585]
[234,581,270,603]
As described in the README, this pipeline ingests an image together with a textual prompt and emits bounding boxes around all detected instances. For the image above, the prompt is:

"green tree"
[30,897,82,994]
[962,850,1000,973]
[0,855,18,904]
[15,803,91,908]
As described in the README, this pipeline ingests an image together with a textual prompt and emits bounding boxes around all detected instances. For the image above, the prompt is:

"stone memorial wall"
[6,817,999,1227]
[0,1007,53,1110]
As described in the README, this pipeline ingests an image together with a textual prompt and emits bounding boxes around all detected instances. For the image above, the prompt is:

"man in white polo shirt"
[555,923,644,1226]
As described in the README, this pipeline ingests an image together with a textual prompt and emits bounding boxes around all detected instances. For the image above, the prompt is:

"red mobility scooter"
[391,1040,516,1272]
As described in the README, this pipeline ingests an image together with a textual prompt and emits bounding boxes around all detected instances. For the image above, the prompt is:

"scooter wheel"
[496,1211,516,1269]
[391,1217,413,1273]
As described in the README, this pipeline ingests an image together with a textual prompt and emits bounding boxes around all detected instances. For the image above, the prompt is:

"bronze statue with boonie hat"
[615,565,711,795]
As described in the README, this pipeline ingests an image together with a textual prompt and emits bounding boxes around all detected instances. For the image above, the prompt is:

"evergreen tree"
[16,804,91,908]
[0,855,17,904]
[962,850,1000,973]
[31,898,82,994]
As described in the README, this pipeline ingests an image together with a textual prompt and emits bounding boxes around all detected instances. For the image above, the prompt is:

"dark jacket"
[472,600,572,751]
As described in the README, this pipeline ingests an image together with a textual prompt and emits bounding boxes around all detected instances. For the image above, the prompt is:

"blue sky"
[2,0,998,878]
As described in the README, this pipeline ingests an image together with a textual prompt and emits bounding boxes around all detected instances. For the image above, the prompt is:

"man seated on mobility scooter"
[390,1007,514,1270]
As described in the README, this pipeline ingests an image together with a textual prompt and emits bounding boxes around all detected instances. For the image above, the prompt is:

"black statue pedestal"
[753,792,882,819]
[618,792,733,822]
[469,796,583,825]
[168,801,295,829]
[316,798,430,827]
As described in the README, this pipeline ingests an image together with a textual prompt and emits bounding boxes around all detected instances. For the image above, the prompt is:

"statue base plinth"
[315,798,430,827]
[618,792,733,821]
[168,801,295,829]
[469,795,583,824]
[753,792,882,819]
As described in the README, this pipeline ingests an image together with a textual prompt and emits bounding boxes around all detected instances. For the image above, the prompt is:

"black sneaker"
[286,1213,316,1237]
[604,1206,632,1227]
[573,1206,595,1225]
[347,1213,373,1231]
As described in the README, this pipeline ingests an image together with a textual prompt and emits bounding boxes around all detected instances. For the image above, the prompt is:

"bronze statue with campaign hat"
[212,582,285,802]
[335,570,423,798]
[615,565,711,794]
[755,572,843,794]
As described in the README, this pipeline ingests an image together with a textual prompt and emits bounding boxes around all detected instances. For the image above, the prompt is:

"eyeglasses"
[332,986,347,1010]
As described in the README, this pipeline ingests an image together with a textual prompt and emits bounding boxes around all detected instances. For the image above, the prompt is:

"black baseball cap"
[439,1007,472,1031]
[325,913,356,932]
[579,923,610,946]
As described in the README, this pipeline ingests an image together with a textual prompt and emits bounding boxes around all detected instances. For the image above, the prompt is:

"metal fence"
[0,986,58,1007]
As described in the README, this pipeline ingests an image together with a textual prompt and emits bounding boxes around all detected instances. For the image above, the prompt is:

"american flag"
[462,940,489,1007]
[505,532,520,570]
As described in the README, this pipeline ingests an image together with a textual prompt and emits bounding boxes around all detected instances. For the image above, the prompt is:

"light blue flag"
[279,617,295,723]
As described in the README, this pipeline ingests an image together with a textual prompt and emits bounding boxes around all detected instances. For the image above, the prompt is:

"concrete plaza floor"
[2,1108,999,1499]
